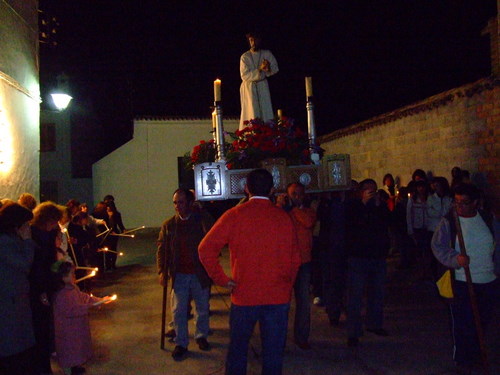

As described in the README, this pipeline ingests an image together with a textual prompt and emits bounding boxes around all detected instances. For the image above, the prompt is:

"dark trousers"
[323,257,347,322]
[293,262,311,344]
[346,257,387,338]
[450,279,499,366]
[31,301,53,374]
[311,237,323,298]
[226,303,290,375]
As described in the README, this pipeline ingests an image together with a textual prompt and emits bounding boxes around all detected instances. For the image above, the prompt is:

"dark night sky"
[38,0,497,175]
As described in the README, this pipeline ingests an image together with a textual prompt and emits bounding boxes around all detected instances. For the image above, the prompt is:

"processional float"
[193,77,351,201]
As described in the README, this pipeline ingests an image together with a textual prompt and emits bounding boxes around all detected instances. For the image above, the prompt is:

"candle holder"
[306,97,320,165]
[214,101,226,162]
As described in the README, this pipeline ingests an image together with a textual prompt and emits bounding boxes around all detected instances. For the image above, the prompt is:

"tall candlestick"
[212,109,217,142]
[305,77,313,98]
[214,79,221,102]
[215,104,225,161]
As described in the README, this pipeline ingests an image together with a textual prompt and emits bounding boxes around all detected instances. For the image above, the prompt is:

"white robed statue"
[239,32,279,130]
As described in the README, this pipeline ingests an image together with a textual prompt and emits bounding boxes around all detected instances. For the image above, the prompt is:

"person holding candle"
[239,31,279,130]
[156,188,215,360]
[30,201,63,375]
[52,260,113,375]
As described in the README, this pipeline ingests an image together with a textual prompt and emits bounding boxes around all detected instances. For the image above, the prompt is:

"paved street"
[51,230,499,375]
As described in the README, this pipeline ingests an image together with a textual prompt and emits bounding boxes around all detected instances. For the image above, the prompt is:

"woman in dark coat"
[30,202,62,375]
[0,203,37,375]
[103,202,125,271]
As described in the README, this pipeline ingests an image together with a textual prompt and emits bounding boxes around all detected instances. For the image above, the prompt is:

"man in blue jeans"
[345,178,390,347]
[199,169,300,375]
[156,188,214,360]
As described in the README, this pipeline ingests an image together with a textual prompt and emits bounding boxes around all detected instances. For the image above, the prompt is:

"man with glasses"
[432,183,499,374]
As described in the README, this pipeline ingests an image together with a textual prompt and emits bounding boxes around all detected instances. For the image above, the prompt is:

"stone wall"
[319,77,499,202]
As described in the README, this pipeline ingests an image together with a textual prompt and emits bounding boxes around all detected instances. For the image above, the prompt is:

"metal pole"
[306,98,320,165]
[453,208,490,375]
[214,102,225,162]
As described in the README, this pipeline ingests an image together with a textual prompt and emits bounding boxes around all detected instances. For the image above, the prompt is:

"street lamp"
[50,93,72,111]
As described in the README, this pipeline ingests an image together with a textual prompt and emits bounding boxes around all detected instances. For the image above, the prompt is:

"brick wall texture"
[319,77,499,205]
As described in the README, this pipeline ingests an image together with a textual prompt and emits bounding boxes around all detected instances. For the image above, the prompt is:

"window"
[40,122,56,152]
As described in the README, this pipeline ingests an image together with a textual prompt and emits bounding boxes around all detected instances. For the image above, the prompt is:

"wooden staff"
[453,208,490,375]
[160,284,168,350]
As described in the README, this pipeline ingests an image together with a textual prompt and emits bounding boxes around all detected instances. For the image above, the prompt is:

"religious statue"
[239,32,279,130]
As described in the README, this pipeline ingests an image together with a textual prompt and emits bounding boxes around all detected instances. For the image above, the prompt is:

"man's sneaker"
[171,345,188,360]
[196,337,211,351]
[313,297,323,306]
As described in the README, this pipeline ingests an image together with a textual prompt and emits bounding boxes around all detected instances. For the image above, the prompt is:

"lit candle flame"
[111,294,117,301]
[119,252,124,256]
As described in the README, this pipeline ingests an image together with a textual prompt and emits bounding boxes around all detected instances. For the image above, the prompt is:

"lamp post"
[50,93,72,111]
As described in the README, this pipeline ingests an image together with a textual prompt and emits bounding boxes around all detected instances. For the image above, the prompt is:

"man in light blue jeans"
[157,189,214,360]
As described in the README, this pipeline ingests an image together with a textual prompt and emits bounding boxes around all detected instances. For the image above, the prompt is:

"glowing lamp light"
[50,93,72,110]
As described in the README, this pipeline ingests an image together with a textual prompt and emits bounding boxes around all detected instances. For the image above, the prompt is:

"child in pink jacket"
[52,261,113,374]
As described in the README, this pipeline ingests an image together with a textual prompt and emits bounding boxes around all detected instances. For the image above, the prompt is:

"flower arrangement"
[185,117,323,170]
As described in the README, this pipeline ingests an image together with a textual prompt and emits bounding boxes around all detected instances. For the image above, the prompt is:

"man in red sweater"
[199,168,300,375]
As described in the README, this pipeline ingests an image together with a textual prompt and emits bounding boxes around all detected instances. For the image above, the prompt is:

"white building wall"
[0,0,40,200]
[93,118,238,227]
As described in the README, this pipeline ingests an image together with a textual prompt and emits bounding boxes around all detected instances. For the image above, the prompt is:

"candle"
[305,77,313,98]
[277,109,283,120]
[214,79,221,102]
[122,226,146,235]
[76,270,96,283]
[93,294,118,306]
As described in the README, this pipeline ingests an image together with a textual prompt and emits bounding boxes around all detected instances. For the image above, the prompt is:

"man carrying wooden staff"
[157,189,214,360]
[432,183,499,375]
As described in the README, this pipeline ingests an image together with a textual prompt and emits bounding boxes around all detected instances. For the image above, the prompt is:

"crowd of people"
[1,164,498,375]
[157,166,498,375]
[0,194,123,375]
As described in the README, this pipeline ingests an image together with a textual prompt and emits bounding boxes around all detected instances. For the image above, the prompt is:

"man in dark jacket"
[157,189,214,360]
[345,179,391,347]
